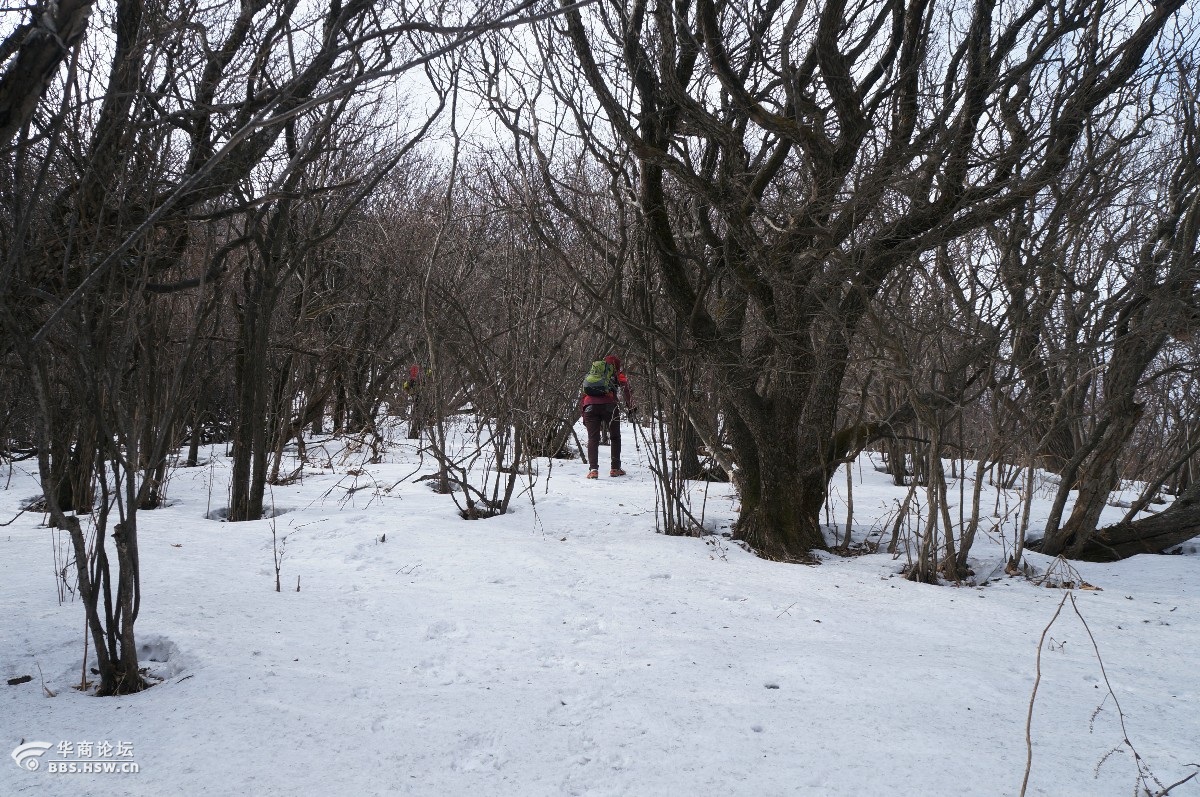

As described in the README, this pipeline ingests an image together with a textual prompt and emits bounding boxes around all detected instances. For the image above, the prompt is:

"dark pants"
[583,403,620,471]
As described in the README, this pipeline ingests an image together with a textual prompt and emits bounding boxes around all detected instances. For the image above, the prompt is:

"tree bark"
[0,0,95,147]
[727,407,828,559]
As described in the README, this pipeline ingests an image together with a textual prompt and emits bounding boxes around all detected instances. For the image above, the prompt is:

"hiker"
[580,355,635,479]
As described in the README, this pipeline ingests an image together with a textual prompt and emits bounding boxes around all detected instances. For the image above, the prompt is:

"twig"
[1023,587,1183,797]
[0,507,30,526]
[79,613,89,691]
[1067,592,1166,795]
[1155,770,1198,796]
[36,661,55,698]
[1021,591,1069,796]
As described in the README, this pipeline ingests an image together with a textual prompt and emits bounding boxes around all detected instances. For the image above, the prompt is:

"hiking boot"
[609,468,627,477]
[586,470,599,479]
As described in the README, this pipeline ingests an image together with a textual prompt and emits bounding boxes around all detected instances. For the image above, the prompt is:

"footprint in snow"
[451,732,507,773]
[424,619,469,642]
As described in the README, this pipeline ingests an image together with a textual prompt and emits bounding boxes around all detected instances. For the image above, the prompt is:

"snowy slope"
[1,427,1198,797]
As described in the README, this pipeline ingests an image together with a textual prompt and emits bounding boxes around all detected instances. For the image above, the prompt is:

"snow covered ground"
[2,422,1198,796]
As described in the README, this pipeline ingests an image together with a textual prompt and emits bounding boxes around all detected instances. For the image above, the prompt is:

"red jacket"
[580,355,634,415]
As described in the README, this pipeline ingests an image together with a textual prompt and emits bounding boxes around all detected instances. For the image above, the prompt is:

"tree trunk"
[734,467,828,561]
[34,410,144,695]
[332,374,347,433]
[883,436,908,486]
[676,411,704,481]
[1051,404,1143,557]
[110,520,145,694]
[728,409,828,560]
[186,396,204,468]
[1040,320,1163,556]
[57,420,97,513]
[310,399,325,436]
[0,0,95,147]
[229,282,275,522]
[1066,482,1200,561]
[407,389,422,440]
[1036,418,1080,476]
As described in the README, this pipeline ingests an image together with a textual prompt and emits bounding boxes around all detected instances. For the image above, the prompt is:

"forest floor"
[2,420,1198,796]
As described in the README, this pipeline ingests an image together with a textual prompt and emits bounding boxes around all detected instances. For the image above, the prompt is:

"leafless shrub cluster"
[0,0,564,694]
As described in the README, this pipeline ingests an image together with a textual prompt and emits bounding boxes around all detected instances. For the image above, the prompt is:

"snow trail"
[1,432,1197,796]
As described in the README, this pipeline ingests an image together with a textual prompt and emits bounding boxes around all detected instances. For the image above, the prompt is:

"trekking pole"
[634,410,656,459]
[569,426,588,465]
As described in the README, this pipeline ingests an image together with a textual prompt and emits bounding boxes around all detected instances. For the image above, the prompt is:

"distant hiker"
[580,355,635,479]
[403,364,421,394]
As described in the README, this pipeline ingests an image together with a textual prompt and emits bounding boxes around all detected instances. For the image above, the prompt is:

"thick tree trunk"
[734,463,829,561]
[1065,482,1200,561]
[228,379,262,520]
[728,409,828,560]
[346,358,372,433]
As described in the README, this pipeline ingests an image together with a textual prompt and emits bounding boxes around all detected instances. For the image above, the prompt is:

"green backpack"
[582,360,618,397]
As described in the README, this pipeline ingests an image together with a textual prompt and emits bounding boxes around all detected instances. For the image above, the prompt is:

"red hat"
[604,355,621,370]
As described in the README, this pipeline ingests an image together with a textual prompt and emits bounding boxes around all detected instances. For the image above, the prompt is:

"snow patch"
[138,635,192,682]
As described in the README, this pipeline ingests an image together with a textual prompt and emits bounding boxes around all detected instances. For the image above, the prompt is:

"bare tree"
[0,0,579,693]
[1038,71,1200,556]
[479,0,1185,561]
